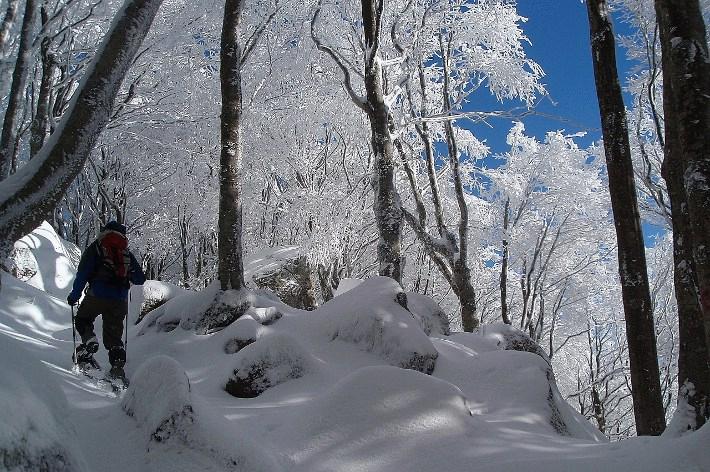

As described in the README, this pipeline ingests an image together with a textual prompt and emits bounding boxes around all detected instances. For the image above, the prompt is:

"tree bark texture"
[361,0,403,284]
[0,0,164,260]
[654,0,710,362]
[586,0,666,436]
[30,12,55,159]
[0,0,39,179]
[218,0,246,291]
[655,0,710,429]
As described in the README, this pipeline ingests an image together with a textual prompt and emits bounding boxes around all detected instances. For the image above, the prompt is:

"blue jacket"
[69,239,146,301]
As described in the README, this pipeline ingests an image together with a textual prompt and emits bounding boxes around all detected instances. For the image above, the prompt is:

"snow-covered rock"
[223,316,261,354]
[322,277,439,374]
[122,355,194,444]
[433,343,605,441]
[226,334,314,398]
[251,254,317,310]
[135,280,185,324]
[477,322,550,362]
[406,291,451,335]
[4,221,79,299]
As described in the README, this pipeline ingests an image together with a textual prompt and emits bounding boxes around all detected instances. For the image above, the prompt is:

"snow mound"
[435,345,605,441]
[406,291,451,335]
[122,355,194,444]
[323,277,438,373]
[226,334,314,398]
[4,221,78,299]
[0,337,85,472]
[280,366,471,469]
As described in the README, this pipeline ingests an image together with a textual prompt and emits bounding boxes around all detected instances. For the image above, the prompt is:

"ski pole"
[71,304,77,366]
[124,288,130,364]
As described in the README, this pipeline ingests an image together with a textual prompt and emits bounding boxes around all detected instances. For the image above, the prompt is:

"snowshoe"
[102,366,129,393]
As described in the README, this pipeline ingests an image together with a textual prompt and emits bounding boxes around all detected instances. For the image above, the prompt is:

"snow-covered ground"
[1,225,708,472]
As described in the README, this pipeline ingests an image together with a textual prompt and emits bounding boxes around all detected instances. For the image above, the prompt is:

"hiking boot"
[74,343,95,363]
[108,346,126,368]
[86,337,99,354]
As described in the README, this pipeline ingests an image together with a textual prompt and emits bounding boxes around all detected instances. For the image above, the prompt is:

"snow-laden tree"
[0,0,164,293]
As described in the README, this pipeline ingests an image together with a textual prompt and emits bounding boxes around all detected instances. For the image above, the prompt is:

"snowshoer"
[67,221,146,371]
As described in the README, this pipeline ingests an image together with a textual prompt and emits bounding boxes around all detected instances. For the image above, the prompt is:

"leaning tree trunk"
[586,0,666,436]
[361,0,403,284]
[218,0,246,291]
[655,0,710,429]
[0,0,39,179]
[0,0,164,263]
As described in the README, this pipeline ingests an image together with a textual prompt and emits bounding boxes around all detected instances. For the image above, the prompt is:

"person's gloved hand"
[67,293,80,306]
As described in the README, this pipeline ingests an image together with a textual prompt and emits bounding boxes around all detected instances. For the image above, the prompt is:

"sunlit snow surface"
[0,225,708,472]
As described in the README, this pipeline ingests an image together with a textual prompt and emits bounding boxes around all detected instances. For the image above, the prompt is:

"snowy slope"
[1,224,709,472]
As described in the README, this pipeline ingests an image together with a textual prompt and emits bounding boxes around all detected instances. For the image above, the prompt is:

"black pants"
[75,294,127,350]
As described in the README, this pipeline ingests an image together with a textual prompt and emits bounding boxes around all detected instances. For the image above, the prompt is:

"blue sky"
[467,0,604,153]
[462,1,647,154]
[462,1,666,244]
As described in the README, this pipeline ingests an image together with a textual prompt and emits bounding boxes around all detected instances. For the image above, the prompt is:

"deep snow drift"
[1,224,708,472]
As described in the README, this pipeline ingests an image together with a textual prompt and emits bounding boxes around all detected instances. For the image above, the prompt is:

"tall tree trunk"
[0,0,164,262]
[0,0,39,179]
[218,0,246,291]
[362,0,402,284]
[655,0,710,429]
[586,0,666,436]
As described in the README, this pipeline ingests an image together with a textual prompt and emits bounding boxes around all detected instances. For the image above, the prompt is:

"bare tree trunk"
[0,0,20,58]
[218,0,246,291]
[361,0,402,284]
[0,0,164,261]
[500,198,511,325]
[30,8,54,159]
[586,0,666,436]
[0,0,39,179]
[655,0,710,429]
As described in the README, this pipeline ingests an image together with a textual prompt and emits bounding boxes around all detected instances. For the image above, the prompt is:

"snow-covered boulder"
[4,221,79,299]
[477,322,550,363]
[406,291,451,335]
[226,334,314,398]
[223,317,261,354]
[251,255,317,310]
[122,355,194,444]
[135,280,186,324]
[433,344,605,441]
[277,365,472,470]
[322,277,439,374]
[0,338,86,472]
